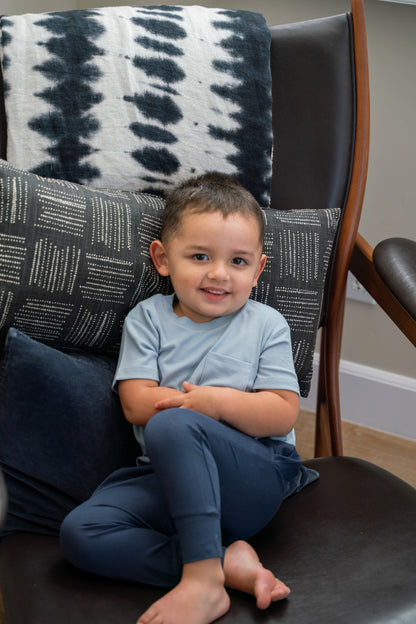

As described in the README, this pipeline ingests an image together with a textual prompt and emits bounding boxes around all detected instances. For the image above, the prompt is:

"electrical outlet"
[346,271,376,305]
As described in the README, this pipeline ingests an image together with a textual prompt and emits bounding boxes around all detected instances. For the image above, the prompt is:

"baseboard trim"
[300,354,416,440]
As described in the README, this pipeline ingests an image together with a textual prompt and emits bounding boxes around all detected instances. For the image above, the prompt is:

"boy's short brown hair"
[161,172,264,246]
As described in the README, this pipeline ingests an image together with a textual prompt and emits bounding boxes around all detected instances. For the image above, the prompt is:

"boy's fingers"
[155,397,183,409]
[182,381,198,392]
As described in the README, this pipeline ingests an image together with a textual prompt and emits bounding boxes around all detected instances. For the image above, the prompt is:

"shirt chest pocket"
[193,352,254,392]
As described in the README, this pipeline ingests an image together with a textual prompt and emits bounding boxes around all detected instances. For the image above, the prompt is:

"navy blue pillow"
[0,328,139,536]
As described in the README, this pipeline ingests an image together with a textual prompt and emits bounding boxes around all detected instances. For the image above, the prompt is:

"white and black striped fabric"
[0,6,272,206]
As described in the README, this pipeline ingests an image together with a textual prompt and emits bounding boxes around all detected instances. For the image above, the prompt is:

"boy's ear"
[253,254,267,286]
[150,240,170,276]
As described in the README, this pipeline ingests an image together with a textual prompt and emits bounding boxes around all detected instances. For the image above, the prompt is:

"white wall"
[2,0,415,386]
[1,0,76,13]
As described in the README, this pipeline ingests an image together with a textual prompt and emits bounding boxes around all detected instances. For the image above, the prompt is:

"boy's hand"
[154,381,222,420]
[154,382,299,438]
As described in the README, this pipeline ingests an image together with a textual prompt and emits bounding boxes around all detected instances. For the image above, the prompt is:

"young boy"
[60,173,317,624]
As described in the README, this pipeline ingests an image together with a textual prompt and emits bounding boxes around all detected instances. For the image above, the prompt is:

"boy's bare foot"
[224,540,290,609]
[137,558,230,624]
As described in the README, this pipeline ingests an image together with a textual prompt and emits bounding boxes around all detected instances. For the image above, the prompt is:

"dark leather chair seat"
[1,458,416,624]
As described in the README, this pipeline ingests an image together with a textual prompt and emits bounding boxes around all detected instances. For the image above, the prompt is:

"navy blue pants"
[60,409,302,587]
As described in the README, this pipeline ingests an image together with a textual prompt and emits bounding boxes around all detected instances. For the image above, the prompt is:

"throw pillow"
[0,159,340,396]
[0,158,172,356]
[0,328,139,536]
[1,6,272,206]
[252,207,341,396]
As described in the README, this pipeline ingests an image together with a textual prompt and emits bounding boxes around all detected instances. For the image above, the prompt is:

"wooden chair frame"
[315,0,370,457]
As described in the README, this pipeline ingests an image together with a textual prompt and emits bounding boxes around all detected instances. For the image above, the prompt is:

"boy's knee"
[145,408,202,449]
[60,509,82,563]
[145,408,183,441]
[62,508,115,578]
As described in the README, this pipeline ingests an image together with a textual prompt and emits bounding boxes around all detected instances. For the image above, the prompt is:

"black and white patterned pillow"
[0,159,172,356]
[0,160,340,395]
[253,208,340,396]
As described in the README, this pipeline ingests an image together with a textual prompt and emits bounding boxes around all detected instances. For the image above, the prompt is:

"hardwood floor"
[296,409,416,489]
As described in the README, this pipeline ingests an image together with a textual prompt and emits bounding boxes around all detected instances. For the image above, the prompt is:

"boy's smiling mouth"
[201,287,230,299]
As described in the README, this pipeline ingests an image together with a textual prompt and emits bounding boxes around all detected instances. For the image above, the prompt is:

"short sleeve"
[253,312,300,395]
[112,302,160,390]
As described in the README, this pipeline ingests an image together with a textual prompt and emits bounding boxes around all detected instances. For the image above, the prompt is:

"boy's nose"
[207,262,229,281]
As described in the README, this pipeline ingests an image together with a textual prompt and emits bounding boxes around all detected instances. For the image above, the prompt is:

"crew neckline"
[167,293,243,329]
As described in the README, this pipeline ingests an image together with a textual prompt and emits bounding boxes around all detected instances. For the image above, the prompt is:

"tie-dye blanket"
[0,6,272,206]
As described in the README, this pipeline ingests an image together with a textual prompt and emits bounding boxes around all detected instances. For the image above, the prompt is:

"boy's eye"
[193,253,208,261]
[232,257,246,266]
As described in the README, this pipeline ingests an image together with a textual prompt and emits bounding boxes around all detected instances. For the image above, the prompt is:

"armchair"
[0,2,415,624]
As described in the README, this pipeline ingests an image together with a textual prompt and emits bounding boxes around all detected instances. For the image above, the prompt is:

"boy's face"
[150,209,266,323]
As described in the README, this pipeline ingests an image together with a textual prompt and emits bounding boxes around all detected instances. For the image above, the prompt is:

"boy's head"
[150,172,267,323]
[160,172,265,247]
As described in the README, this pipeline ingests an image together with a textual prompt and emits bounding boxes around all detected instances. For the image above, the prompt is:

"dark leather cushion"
[1,457,416,624]
[269,14,354,327]
[269,14,354,212]
[373,237,416,320]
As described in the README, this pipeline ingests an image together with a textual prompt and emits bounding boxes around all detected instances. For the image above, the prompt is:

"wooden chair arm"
[350,232,416,346]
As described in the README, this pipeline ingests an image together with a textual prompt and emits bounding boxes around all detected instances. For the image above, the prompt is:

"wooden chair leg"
[314,301,345,458]
[315,330,332,457]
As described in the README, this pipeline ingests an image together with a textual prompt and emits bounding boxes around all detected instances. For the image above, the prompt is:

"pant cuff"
[174,513,223,563]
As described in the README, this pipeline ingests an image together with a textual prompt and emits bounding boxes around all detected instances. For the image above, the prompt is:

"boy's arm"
[118,379,184,426]
[154,382,299,438]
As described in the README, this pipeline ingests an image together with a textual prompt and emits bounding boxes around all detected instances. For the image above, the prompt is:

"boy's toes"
[271,580,291,601]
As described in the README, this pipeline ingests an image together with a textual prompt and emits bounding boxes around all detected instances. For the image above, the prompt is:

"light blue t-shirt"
[114,294,299,451]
